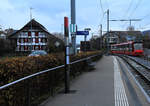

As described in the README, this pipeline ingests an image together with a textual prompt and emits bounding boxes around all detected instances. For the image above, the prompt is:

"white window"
[32,32,35,37]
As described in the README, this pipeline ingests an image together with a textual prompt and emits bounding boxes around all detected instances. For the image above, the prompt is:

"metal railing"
[0,54,102,106]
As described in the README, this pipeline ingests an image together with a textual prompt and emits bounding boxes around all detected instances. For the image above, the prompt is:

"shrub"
[0,51,102,106]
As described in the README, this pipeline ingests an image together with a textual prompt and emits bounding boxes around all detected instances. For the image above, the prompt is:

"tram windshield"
[134,43,143,50]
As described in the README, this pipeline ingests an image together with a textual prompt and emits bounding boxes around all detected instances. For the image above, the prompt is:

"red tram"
[111,41,144,56]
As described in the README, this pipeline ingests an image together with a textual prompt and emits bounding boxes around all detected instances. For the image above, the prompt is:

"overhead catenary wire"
[106,0,110,10]
[121,0,142,29]
[121,0,133,28]
[129,0,142,18]
[137,22,150,30]
[141,13,150,20]
[122,0,134,18]
[97,0,105,34]
[99,0,104,14]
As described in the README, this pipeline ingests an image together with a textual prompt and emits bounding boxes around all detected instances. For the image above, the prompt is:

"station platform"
[41,56,150,106]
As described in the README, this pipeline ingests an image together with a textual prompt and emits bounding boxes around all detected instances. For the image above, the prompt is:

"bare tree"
[52,32,65,42]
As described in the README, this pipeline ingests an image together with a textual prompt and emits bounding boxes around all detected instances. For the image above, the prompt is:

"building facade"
[0,31,7,39]
[16,31,47,51]
[9,19,63,52]
[102,31,142,49]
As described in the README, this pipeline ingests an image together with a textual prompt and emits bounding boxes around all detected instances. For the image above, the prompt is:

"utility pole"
[100,24,102,37]
[100,24,102,49]
[71,0,76,54]
[107,9,109,50]
[30,7,33,51]
[30,7,33,21]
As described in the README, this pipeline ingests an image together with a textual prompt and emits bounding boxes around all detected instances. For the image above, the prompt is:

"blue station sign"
[76,31,89,35]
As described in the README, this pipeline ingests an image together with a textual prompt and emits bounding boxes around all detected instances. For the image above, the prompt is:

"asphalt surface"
[41,56,150,106]
[42,56,114,106]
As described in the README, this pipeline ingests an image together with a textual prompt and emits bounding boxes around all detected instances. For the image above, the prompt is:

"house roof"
[0,31,6,35]
[8,19,52,38]
[8,19,64,45]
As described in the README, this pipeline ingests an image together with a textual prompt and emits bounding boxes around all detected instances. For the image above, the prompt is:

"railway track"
[120,55,150,97]
[124,56,150,82]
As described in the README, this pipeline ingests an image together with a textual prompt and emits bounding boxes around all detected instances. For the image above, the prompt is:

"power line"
[138,22,150,30]
[141,13,150,20]
[106,0,110,9]
[129,0,142,18]
[122,0,134,18]
[99,0,104,13]
[122,0,142,29]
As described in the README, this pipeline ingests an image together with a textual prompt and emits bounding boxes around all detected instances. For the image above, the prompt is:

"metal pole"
[100,24,102,49]
[130,20,131,27]
[30,7,33,51]
[84,35,87,52]
[71,0,76,54]
[64,17,70,93]
[100,24,102,37]
[107,9,109,51]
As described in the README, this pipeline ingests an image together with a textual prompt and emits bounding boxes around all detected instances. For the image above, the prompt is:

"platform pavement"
[41,56,114,106]
[41,56,150,106]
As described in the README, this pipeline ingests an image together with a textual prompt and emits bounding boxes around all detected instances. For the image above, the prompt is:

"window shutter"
[28,32,31,36]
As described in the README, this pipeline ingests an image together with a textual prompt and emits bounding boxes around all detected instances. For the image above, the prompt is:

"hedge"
[0,51,102,106]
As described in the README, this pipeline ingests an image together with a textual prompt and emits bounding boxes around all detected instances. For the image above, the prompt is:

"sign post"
[76,31,89,52]
[64,17,70,93]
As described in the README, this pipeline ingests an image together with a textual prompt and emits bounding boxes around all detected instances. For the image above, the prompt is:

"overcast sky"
[0,0,150,43]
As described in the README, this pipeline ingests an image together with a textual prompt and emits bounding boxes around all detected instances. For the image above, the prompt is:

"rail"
[125,55,150,70]
[0,53,102,106]
[120,55,150,82]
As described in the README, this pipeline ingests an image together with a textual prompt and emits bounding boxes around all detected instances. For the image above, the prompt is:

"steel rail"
[126,56,150,70]
[120,55,150,82]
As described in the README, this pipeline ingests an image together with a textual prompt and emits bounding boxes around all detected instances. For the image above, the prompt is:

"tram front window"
[134,43,143,50]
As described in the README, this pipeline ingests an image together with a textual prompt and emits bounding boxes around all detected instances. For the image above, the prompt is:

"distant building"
[0,31,7,39]
[102,31,143,48]
[8,19,64,52]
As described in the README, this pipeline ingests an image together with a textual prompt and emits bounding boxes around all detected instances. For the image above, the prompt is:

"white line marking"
[114,56,129,106]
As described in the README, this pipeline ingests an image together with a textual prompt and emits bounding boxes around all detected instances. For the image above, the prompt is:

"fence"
[0,53,102,106]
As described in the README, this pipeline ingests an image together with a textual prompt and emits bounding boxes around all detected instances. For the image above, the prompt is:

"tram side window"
[125,44,128,51]
[112,46,117,51]
[117,46,119,51]
[115,46,117,51]
[127,44,130,51]
[123,45,126,51]
[129,44,132,51]
[124,45,126,51]
[120,45,122,51]
[121,45,123,51]
[118,45,120,51]
[111,46,113,50]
